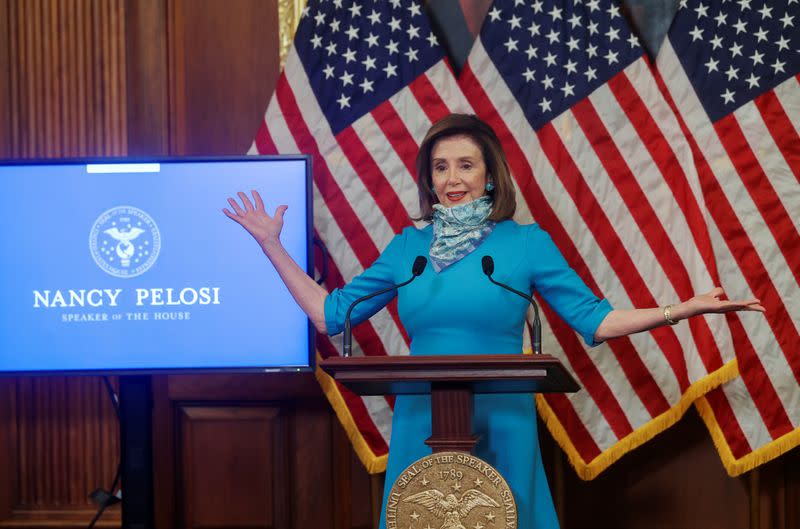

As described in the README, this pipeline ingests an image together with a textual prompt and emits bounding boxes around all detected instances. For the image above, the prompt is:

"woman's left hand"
[684,287,766,317]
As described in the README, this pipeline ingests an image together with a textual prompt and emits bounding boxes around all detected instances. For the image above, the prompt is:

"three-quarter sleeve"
[526,224,613,346]
[323,229,408,336]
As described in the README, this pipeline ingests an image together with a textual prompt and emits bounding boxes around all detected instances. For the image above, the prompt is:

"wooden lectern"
[320,354,580,453]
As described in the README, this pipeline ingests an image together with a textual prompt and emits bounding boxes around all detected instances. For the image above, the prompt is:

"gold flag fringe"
[316,348,798,479]
[314,351,388,474]
[695,393,800,477]
[536,359,739,480]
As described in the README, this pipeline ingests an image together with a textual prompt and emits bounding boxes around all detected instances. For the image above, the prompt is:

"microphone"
[482,256,543,355]
[343,256,427,357]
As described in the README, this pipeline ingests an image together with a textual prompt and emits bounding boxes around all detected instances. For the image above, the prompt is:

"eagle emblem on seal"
[403,488,500,529]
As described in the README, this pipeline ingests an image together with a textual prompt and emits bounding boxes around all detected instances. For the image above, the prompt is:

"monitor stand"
[119,375,155,529]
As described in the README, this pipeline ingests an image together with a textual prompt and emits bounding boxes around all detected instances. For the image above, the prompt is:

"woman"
[224,114,764,528]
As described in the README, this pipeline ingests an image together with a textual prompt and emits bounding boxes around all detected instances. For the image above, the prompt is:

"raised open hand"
[685,287,766,316]
[222,190,288,249]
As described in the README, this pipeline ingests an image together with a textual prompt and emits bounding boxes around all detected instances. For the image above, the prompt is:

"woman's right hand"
[223,190,287,250]
[223,190,327,332]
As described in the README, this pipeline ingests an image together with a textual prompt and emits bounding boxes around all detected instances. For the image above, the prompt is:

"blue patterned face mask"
[429,195,495,272]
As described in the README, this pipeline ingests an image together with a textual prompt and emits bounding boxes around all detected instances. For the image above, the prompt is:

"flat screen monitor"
[0,156,313,374]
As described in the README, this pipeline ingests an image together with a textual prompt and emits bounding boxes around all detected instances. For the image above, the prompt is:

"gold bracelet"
[663,304,678,325]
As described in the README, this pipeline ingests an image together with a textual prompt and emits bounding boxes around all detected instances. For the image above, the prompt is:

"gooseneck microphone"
[482,255,542,355]
[342,256,427,357]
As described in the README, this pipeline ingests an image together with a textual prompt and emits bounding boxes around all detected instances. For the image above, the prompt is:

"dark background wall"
[0,1,798,528]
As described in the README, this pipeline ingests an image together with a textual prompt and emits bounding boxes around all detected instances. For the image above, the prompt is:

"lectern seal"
[385,451,517,529]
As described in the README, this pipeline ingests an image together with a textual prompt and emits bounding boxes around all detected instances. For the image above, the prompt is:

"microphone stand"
[343,256,427,357]
[482,256,542,355]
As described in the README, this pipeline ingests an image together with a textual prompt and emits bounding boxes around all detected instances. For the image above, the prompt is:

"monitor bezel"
[0,154,317,376]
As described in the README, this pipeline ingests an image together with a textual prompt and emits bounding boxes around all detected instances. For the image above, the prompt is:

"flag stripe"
[619,64,725,290]
[607,72,721,285]
[654,45,800,381]
[260,95,365,283]
[370,101,421,183]
[317,335,390,452]
[653,42,800,455]
[753,90,800,184]
[525,124,682,413]
[275,74,381,267]
[774,75,800,140]
[268,78,409,367]
[553,100,681,303]
[284,51,398,252]
[656,46,798,338]
[429,58,473,113]
[538,318,613,451]
[573,85,735,383]
[722,378,776,452]
[318,237,400,360]
[315,183,410,359]
[387,84,436,147]
[703,388,752,459]
[537,120,692,391]
[351,112,420,217]
[254,120,281,154]
[725,313,794,438]
[602,342,672,418]
[253,101,383,359]
[316,235,400,419]
[736,97,800,239]
[337,125,412,233]
[571,96,691,303]
[573,93,725,373]
[460,65,642,435]
[545,393,603,461]
[713,115,800,285]
[461,60,674,420]
[748,96,800,239]
[408,72,452,123]
[463,62,678,429]
[332,120,417,348]
[544,301,635,439]
[545,107,698,408]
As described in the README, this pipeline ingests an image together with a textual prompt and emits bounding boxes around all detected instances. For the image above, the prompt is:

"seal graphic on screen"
[89,206,161,278]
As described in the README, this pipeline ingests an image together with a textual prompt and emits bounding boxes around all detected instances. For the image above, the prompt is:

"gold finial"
[278,0,307,68]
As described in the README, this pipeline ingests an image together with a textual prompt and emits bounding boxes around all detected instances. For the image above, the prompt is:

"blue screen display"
[0,157,312,373]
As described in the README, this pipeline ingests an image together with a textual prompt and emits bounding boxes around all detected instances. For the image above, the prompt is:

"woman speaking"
[224,114,764,529]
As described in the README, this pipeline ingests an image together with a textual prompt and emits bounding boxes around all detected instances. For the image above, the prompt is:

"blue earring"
[486,181,495,191]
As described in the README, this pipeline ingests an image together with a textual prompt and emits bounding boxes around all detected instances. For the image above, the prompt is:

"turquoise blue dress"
[324,220,613,529]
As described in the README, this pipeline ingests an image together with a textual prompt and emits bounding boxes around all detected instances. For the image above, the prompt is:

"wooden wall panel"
[14,377,119,507]
[5,0,127,159]
[179,406,288,529]
[124,0,169,156]
[0,0,10,159]
[332,420,380,529]
[289,400,335,529]
[0,377,120,528]
[754,449,800,529]
[168,0,280,156]
[158,373,380,529]
[0,379,18,521]
[557,410,751,529]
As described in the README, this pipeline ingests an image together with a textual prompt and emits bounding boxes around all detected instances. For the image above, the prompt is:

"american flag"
[459,0,749,479]
[656,0,800,475]
[249,0,472,471]
[251,0,798,478]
